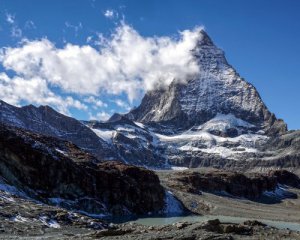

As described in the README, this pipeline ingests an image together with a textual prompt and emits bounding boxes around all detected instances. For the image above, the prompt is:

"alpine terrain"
[0,29,300,239]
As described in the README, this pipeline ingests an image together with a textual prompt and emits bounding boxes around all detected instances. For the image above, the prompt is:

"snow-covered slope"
[83,113,271,168]
[85,117,166,167]
[156,114,268,161]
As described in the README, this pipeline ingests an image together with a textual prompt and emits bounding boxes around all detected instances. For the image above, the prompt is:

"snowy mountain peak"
[128,31,287,136]
[196,29,214,47]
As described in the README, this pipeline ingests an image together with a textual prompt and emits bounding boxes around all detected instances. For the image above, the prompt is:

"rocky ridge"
[164,169,299,200]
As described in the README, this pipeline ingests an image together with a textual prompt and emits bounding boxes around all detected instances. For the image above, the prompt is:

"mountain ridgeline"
[0,30,299,171]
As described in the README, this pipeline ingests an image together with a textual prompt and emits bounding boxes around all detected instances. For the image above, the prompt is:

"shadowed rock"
[0,124,165,216]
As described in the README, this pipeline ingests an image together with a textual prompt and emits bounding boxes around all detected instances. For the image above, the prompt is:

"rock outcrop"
[166,170,279,199]
[269,170,300,188]
[0,123,165,216]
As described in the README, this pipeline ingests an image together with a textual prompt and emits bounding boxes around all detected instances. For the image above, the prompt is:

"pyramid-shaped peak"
[197,29,214,46]
[127,31,286,136]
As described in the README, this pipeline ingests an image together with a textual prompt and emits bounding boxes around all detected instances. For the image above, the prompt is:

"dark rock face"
[269,170,300,188]
[0,124,165,215]
[166,171,278,199]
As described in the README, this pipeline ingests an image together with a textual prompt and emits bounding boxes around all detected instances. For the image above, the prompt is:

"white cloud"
[0,22,203,114]
[0,72,87,115]
[84,96,107,108]
[86,35,93,43]
[115,99,131,110]
[104,9,115,19]
[89,111,111,121]
[5,13,15,24]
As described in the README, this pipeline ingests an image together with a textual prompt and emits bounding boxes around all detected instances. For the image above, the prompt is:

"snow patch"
[10,215,30,223]
[170,166,189,171]
[134,121,145,129]
[39,216,60,228]
[91,128,114,143]
[164,191,183,215]
[200,113,254,132]
[155,118,268,160]
[55,148,68,156]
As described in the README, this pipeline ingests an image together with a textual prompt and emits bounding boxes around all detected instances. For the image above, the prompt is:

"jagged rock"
[0,100,116,160]
[0,124,165,216]
[127,30,286,137]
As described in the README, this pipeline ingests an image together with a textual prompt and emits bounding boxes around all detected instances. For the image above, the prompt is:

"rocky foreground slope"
[0,123,165,216]
[0,123,300,238]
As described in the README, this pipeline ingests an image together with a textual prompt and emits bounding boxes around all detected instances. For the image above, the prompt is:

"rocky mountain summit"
[127,30,286,137]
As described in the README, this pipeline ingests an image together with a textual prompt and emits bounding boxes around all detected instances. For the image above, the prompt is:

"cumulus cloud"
[0,72,87,115]
[0,22,203,115]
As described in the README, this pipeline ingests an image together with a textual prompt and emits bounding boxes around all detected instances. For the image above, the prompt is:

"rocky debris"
[0,123,165,216]
[243,220,267,227]
[200,219,252,235]
[90,219,300,240]
[165,170,280,199]
[0,187,110,239]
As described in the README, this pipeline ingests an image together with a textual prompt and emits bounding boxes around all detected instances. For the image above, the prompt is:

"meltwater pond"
[128,215,300,232]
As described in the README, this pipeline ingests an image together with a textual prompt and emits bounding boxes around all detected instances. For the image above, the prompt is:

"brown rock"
[0,124,165,216]
[167,170,278,199]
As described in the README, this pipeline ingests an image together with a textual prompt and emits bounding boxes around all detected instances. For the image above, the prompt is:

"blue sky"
[0,0,299,129]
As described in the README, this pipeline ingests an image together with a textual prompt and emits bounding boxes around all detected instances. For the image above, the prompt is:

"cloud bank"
[0,22,203,116]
